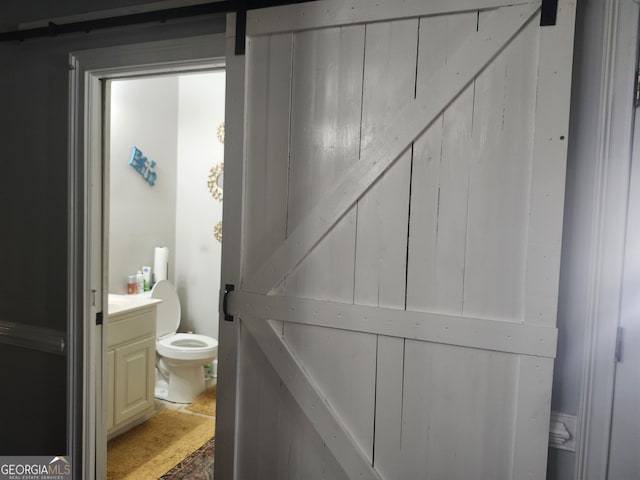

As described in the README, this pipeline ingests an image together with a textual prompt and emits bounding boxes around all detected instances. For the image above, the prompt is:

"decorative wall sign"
[129,146,157,186]
[208,163,224,201]
[214,221,223,243]
[217,122,225,144]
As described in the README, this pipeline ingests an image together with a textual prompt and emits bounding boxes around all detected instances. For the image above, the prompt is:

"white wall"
[108,71,224,339]
[108,75,179,293]
[175,71,225,339]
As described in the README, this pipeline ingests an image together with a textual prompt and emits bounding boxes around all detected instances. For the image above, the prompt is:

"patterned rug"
[159,437,215,479]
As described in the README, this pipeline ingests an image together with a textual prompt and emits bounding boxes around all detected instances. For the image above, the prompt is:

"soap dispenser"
[136,270,144,294]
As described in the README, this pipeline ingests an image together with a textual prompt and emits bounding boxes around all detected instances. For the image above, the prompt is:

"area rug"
[107,409,215,480]
[159,437,215,479]
[186,385,217,417]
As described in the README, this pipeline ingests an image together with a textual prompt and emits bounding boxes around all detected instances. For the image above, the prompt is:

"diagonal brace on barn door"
[241,316,384,480]
[244,1,543,295]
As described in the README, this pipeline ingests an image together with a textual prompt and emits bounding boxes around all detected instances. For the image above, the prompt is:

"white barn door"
[218,1,576,479]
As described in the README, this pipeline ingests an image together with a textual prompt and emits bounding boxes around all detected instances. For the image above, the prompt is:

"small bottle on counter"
[136,270,144,294]
[142,266,151,291]
[127,275,137,294]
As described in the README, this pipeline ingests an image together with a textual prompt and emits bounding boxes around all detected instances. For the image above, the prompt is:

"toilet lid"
[151,280,180,337]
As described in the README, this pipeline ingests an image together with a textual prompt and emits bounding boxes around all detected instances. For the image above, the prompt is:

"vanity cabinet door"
[114,336,155,426]
[107,350,115,431]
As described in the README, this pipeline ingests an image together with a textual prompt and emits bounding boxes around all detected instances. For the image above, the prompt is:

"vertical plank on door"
[373,336,405,479]
[512,356,555,479]
[236,32,294,477]
[402,341,519,479]
[354,18,416,311]
[352,16,416,477]
[215,18,244,479]
[375,339,521,480]
[284,26,364,233]
[236,323,283,479]
[282,25,378,466]
[407,12,477,316]
[515,0,577,475]
[524,0,576,327]
[242,33,293,284]
[463,11,538,322]
[378,11,485,479]
[283,25,362,301]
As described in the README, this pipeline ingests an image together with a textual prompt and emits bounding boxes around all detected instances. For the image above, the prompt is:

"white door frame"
[67,34,225,479]
[574,0,640,478]
[607,53,640,478]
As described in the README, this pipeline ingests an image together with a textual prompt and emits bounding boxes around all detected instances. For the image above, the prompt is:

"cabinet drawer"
[108,309,155,348]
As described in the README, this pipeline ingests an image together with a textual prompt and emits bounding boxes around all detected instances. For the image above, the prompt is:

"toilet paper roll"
[154,247,169,282]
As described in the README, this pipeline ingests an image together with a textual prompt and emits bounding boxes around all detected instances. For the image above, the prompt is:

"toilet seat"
[157,333,218,360]
[151,280,219,361]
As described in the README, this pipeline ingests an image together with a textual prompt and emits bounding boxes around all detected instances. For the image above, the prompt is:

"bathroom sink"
[107,294,130,305]
[108,294,161,315]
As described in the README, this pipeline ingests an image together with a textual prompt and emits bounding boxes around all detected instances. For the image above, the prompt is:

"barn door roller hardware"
[540,0,558,26]
[0,0,315,55]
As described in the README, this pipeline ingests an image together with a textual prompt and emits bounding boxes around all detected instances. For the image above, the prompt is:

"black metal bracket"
[540,0,558,26]
[223,284,235,321]
[235,0,247,56]
[48,22,59,37]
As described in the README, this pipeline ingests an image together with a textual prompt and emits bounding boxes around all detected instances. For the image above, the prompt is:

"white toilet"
[152,280,218,403]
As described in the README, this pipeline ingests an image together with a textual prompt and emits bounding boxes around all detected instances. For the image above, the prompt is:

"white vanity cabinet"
[106,298,160,438]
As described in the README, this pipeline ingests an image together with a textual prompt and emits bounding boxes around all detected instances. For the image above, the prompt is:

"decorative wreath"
[214,221,223,243]
[217,122,225,144]
[207,163,224,201]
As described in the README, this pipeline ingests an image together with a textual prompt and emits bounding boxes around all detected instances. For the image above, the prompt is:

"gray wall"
[0,0,224,455]
[0,0,160,32]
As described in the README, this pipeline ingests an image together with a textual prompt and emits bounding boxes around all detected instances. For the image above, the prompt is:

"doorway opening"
[67,33,226,478]
[102,69,225,478]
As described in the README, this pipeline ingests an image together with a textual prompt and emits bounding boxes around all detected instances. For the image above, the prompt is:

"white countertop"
[108,293,162,316]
